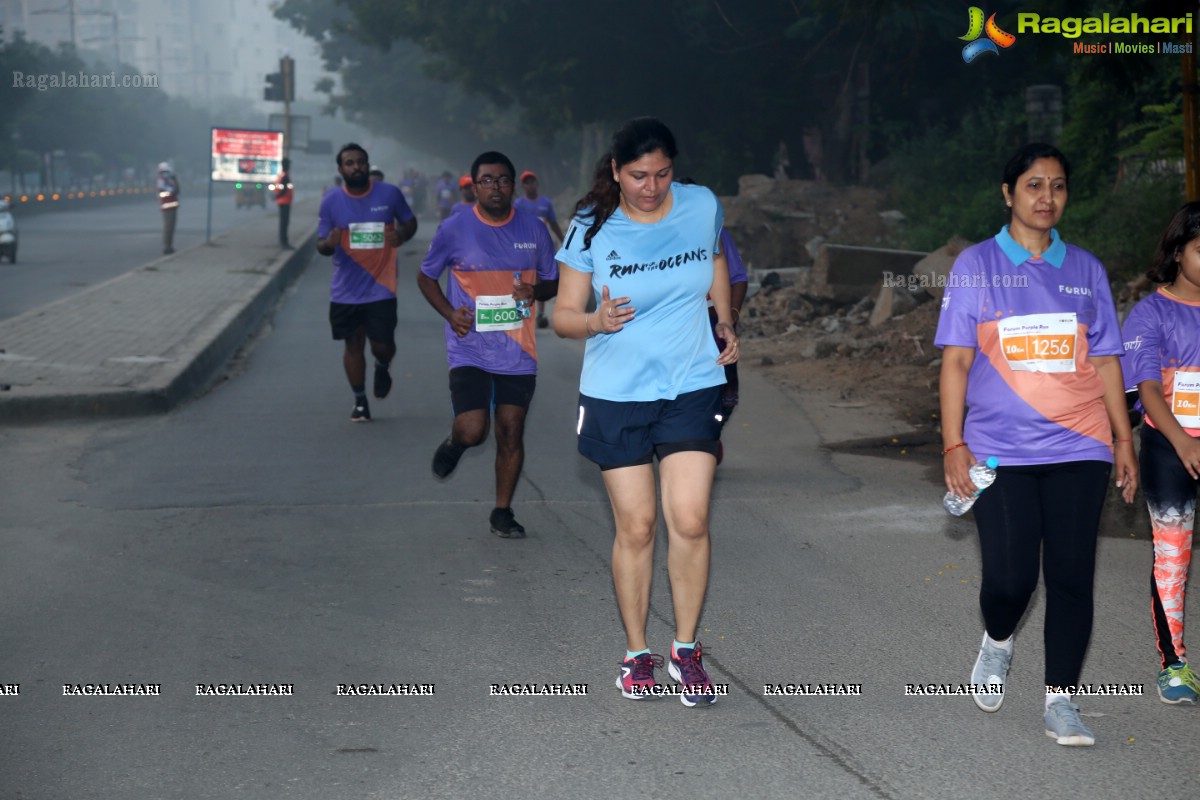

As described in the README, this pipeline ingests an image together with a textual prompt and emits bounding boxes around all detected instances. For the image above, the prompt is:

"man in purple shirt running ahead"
[317,143,418,422]
[417,151,559,538]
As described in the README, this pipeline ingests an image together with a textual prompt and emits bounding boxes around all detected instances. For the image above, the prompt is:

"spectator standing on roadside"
[274,157,294,250]
[157,162,180,255]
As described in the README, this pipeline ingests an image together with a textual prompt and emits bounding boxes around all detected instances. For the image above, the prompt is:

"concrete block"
[811,243,927,303]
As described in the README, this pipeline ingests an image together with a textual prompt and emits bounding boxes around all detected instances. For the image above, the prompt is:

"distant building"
[0,0,321,108]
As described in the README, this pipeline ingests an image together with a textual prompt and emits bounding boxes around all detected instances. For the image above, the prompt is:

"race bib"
[348,222,385,250]
[475,295,523,332]
[997,313,1077,373]
[1172,371,1200,429]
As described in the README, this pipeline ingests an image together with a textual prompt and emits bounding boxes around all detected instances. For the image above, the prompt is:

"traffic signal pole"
[282,57,293,156]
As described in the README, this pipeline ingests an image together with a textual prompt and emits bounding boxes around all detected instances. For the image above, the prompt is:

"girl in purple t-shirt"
[1122,201,1200,704]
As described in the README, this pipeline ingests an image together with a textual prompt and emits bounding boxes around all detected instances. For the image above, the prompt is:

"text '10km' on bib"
[998,313,1076,373]
[1172,371,1200,428]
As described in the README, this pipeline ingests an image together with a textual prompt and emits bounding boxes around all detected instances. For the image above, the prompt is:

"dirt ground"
[739,274,945,459]
[726,178,1147,538]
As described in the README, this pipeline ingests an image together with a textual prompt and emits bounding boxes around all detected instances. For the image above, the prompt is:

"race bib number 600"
[475,295,523,332]
[1172,371,1200,429]
[997,313,1077,373]
[348,222,385,249]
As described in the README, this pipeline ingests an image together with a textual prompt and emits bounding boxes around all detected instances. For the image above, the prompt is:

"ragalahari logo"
[960,7,1016,62]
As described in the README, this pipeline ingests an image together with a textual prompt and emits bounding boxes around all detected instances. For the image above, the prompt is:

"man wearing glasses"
[417,152,559,538]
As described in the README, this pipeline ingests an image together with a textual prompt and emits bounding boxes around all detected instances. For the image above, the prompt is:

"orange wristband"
[941,442,968,456]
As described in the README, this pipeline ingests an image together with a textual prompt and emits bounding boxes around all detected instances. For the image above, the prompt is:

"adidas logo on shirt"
[606,250,621,261]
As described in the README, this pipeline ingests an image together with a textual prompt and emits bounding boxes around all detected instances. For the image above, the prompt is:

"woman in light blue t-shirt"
[553,118,739,706]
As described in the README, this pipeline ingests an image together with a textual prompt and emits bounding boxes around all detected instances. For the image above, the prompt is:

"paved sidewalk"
[0,200,318,423]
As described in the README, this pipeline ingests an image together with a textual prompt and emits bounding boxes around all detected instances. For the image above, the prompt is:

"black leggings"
[971,460,1111,689]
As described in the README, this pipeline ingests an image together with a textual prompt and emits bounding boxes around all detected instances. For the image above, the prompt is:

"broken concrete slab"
[811,243,928,303]
[909,236,972,300]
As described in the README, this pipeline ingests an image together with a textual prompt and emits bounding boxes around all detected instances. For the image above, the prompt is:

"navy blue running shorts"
[329,298,398,344]
[576,386,723,470]
[449,366,536,415]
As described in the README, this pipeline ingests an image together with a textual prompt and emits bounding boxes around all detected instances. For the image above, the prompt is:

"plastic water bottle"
[943,457,1000,516]
[512,272,531,320]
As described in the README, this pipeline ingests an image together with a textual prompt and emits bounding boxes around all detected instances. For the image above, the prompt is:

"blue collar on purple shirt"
[994,225,1066,268]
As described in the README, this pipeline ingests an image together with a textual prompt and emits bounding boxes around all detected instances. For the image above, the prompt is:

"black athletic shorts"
[329,298,398,343]
[576,386,723,470]
[449,366,537,415]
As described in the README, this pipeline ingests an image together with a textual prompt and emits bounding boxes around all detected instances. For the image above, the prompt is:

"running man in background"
[436,171,456,221]
[449,175,476,219]
[316,143,418,422]
[679,178,748,451]
[514,170,565,328]
[417,151,558,538]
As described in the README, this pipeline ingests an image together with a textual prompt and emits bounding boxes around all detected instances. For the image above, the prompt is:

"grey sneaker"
[1044,699,1095,746]
[971,632,1012,712]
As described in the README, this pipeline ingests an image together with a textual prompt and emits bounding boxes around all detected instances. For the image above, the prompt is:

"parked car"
[235,183,266,209]
[0,200,17,263]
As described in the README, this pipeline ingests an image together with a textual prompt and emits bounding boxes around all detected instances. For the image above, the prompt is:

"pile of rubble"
[721,176,971,371]
[723,175,904,271]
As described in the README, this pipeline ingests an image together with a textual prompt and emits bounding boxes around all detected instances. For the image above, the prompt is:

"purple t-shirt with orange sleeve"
[420,205,557,375]
[1121,288,1200,437]
[934,226,1122,465]
[318,182,415,304]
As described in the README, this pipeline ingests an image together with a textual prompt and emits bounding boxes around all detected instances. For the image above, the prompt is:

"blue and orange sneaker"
[668,642,717,707]
[616,652,664,700]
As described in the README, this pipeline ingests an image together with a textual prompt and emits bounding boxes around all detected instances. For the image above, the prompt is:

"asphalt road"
[0,188,274,320]
[0,234,1195,798]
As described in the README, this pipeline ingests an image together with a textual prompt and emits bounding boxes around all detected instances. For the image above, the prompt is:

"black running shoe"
[489,507,526,538]
[432,437,466,478]
[351,400,371,422]
[536,314,549,329]
[374,362,393,399]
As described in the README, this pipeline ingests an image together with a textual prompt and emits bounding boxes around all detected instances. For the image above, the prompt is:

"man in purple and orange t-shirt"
[417,151,558,538]
[317,142,418,422]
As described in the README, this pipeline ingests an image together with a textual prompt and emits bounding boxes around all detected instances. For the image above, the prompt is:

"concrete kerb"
[0,208,317,423]
[155,233,316,415]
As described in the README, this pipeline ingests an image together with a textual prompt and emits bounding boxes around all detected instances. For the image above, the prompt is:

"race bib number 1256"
[997,313,1077,373]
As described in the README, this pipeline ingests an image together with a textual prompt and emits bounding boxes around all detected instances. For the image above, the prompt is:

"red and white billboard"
[211,127,285,182]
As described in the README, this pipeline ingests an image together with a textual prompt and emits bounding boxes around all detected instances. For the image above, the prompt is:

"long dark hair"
[573,117,678,250]
[1148,201,1200,284]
